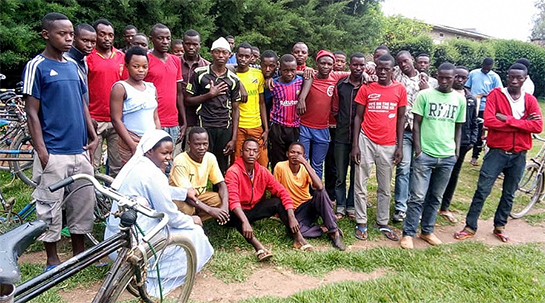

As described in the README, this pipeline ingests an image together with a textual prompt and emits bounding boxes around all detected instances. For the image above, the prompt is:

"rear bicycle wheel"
[98,233,197,303]
[511,162,542,219]
[9,131,35,187]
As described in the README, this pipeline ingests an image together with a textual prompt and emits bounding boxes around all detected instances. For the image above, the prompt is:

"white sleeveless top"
[117,81,158,136]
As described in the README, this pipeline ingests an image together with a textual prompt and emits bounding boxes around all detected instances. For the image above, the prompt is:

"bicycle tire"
[94,173,114,223]
[511,162,542,219]
[9,130,35,187]
[98,233,197,303]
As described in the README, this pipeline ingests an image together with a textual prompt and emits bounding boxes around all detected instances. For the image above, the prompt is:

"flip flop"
[44,265,58,272]
[439,211,458,223]
[454,229,474,240]
[336,213,344,220]
[255,249,273,262]
[293,243,314,252]
[374,225,399,241]
[470,159,479,166]
[493,229,509,242]
[347,213,356,220]
[354,225,368,240]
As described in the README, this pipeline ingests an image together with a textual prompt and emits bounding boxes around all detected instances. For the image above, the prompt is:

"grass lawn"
[2,101,545,302]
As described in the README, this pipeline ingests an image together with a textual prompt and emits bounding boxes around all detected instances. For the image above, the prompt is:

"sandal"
[454,228,475,240]
[336,213,344,220]
[293,243,314,252]
[255,249,273,262]
[354,225,368,240]
[374,225,399,241]
[439,211,458,223]
[493,229,509,242]
[347,213,356,220]
[470,159,479,166]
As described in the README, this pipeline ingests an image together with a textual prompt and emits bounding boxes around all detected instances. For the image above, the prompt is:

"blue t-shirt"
[22,55,87,154]
[465,69,503,111]
[227,54,237,65]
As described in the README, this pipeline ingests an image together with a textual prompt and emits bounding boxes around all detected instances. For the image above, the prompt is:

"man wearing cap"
[298,50,349,179]
[186,37,241,174]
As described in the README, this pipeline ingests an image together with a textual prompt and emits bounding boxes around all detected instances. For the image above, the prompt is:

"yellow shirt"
[273,160,312,209]
[236,67,264,129]
[169,152,224,195]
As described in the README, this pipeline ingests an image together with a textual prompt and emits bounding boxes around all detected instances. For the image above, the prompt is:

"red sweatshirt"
[225,157,294,211]
[484,87,543,153]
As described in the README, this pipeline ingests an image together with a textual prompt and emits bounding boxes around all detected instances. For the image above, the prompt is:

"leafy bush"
[388,35,435,59]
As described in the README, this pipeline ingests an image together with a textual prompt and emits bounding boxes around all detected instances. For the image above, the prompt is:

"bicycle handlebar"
[533,134,545,142]
[48,173,169,243]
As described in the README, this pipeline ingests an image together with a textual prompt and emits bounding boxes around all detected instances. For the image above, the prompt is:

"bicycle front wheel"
[9,131,35,187]
[98,233,197,303]
[93,173,114,223]
[511,162,542,219]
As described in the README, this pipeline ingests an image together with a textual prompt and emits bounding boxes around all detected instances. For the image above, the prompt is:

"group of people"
[22,11,542,295]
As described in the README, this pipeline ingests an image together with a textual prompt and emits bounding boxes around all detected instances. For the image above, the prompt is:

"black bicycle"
[0,173,197,303]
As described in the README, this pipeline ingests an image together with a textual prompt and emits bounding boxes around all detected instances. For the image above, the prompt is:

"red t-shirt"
[300,71,348,129]
[87,48,127,121]
[144,53,183,127]
[354,81,408,145]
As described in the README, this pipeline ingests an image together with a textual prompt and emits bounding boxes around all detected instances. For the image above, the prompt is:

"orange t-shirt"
[300,72,348,129]
[273,161,312,209]
[354,81,408,145]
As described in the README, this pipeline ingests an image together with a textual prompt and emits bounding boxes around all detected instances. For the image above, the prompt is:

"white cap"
[211,37,231,52]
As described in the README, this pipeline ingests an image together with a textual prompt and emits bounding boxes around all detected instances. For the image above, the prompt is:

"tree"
[531,0,545,40]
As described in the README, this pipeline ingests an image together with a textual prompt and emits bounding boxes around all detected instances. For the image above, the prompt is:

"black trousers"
[228,198,290,237]
[324,127,337,201]
[269,123,299,172]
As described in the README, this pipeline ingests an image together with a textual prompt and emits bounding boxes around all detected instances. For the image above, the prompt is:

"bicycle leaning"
[511,134,545,218]
[0,173,197,303]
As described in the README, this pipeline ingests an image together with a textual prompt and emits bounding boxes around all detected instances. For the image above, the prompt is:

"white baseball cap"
[211,37,231,52]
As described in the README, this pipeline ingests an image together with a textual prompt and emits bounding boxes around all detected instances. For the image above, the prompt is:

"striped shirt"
[270,76,303,127]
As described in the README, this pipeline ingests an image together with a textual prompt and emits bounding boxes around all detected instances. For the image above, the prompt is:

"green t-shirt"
[412,88,466,158]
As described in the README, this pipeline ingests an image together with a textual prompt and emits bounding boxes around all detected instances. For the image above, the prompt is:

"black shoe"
[330,232,346,251]
[393,210,406,223]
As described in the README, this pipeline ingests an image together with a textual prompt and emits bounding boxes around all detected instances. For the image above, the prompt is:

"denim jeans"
[299,125,330,179]
[403,152,456,237]
[464,148,526,232]
[334,142,355,215]
[394,130,413,212]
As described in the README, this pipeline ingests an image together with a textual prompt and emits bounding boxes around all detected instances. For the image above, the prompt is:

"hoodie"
[484,87,543,153]
[225,157,294,211]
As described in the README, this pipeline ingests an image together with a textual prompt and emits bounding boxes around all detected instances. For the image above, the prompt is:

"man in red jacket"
[225,138,313,261]
[455,63,543,242]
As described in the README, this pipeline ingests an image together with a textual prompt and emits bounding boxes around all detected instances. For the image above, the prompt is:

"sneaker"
[400,236,413,249]
[420,233,442,246]
[392,210,406,222]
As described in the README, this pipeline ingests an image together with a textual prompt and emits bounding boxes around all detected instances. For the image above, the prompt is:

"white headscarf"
[111,129,171,189]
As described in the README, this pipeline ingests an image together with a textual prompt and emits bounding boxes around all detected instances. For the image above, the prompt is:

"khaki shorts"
[32,153,95,242]
[174,191,222,222]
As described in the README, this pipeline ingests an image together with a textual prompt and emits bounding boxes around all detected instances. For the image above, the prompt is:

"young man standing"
[455,63,542,242]
[298,50,347,179]
[170,127,230,224]
[64,23,96,106]
[331,52,366,219]
[186,37,241,174]
[392,50,434,222]
[333,51,347,72]
[260,50,279,119]
[352,54,407,241]
[268,54,311,171]
[439,66,479,222]
[466,57,503,166]
[23,13,98,270]
[226,35,237,64]
[87,18,126,176]
[292,42,309,71]
[145,24,187,152]
[180,29,210,141]
[234,43,268,167]
[171,39,184,57]
[250,46,260,66]
[226,139,313,261]
[400,63,466,249]
[274,143,345,250]
[130,33,148,50]
[415,53,438,88]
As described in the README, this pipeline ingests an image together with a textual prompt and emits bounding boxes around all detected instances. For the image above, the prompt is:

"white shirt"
[502,88,525,119]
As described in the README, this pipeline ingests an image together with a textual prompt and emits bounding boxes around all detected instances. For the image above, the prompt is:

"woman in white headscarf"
[105,129,213,297]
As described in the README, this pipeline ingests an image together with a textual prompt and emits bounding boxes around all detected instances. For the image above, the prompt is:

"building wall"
[430,28,485,44]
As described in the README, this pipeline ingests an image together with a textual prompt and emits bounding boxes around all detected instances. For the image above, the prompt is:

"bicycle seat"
[0,220,48,284]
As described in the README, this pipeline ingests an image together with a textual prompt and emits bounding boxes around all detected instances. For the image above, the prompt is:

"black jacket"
[461,88,479,146]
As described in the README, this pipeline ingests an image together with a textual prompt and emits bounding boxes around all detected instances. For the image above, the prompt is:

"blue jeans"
[465,148,526,232]
[403,152,456,237]
[334,142,355,215]
[299,125,330,179]
[394,130,413,212]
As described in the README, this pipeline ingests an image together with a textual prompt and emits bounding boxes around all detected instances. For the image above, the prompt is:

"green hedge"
[387,37,545,97]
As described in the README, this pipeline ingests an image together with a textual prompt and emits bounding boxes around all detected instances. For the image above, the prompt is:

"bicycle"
[511,134,545,218]
[0,173,197,303]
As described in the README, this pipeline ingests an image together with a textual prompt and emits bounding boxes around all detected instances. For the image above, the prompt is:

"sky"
[381,0,540,41]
